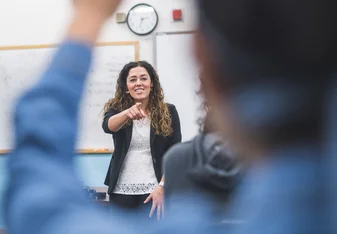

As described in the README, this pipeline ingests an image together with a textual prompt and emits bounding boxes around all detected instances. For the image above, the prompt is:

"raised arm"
[102,103,146,133]
[4,1,132,234]
[102,108,130,133]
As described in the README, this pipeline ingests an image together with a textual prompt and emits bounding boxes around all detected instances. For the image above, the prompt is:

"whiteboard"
[155,32,202,142]
[0,42,138,152]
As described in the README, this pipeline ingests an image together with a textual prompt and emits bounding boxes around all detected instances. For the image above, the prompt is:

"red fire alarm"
[172,9,183,21]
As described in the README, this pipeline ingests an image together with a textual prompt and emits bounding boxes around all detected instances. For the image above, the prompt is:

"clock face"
[127,4,158,36]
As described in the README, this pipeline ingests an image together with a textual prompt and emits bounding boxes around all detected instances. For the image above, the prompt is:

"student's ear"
[193,30,224,111]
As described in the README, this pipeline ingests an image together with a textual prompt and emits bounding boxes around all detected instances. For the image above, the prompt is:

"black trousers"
[109,193,150,210]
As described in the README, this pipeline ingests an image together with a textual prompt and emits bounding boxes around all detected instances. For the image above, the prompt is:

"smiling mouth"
[134,89,144,92]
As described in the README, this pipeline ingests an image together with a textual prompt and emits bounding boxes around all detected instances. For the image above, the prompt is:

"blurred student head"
[194,0,337,157]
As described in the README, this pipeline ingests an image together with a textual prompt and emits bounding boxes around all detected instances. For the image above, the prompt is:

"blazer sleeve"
[102,107,119,134]
[169,104,182,145]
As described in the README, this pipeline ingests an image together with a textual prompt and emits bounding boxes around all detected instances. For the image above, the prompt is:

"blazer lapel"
[150,127,156,157]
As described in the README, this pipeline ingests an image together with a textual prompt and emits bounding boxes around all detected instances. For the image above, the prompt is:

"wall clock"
[127,3,159,36]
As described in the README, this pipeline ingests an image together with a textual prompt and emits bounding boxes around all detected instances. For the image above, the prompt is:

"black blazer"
[102,103,182,195]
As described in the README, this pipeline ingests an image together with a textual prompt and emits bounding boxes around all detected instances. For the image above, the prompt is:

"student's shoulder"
[163,135,200,169]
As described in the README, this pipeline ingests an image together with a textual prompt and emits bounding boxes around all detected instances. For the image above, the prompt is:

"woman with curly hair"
[102,60,181,220]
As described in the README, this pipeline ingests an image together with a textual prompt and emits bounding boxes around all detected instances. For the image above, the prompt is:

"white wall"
[0,0,197,64]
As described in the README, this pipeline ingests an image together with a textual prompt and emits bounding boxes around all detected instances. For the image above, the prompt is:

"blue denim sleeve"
[3,41,131,234]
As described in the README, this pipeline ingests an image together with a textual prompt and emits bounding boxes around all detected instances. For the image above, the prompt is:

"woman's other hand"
[144,185,164,220]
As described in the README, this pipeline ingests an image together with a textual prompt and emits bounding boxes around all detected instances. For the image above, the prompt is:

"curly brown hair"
[103,61,173,136]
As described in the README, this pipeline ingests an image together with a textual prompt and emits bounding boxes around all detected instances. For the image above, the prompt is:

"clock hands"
[139,16,149,28]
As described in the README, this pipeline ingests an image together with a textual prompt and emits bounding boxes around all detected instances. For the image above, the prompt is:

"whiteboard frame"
[0,41,139,61]
[0,41,139,155]
[153,31,195,69]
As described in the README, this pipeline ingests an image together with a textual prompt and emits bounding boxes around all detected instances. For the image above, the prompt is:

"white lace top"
[113,117,158,195]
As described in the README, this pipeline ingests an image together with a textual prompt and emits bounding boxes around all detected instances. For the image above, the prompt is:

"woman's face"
[126,66,152,102]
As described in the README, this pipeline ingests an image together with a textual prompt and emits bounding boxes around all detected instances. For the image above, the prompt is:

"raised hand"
[73,0,123,20]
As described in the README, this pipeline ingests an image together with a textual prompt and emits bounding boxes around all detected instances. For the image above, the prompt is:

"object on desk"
[82,187,97,200]
[96,192,107,200]
[82,187,106,201]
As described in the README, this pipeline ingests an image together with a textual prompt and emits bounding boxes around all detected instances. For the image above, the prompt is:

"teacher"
[102,60,181,220]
